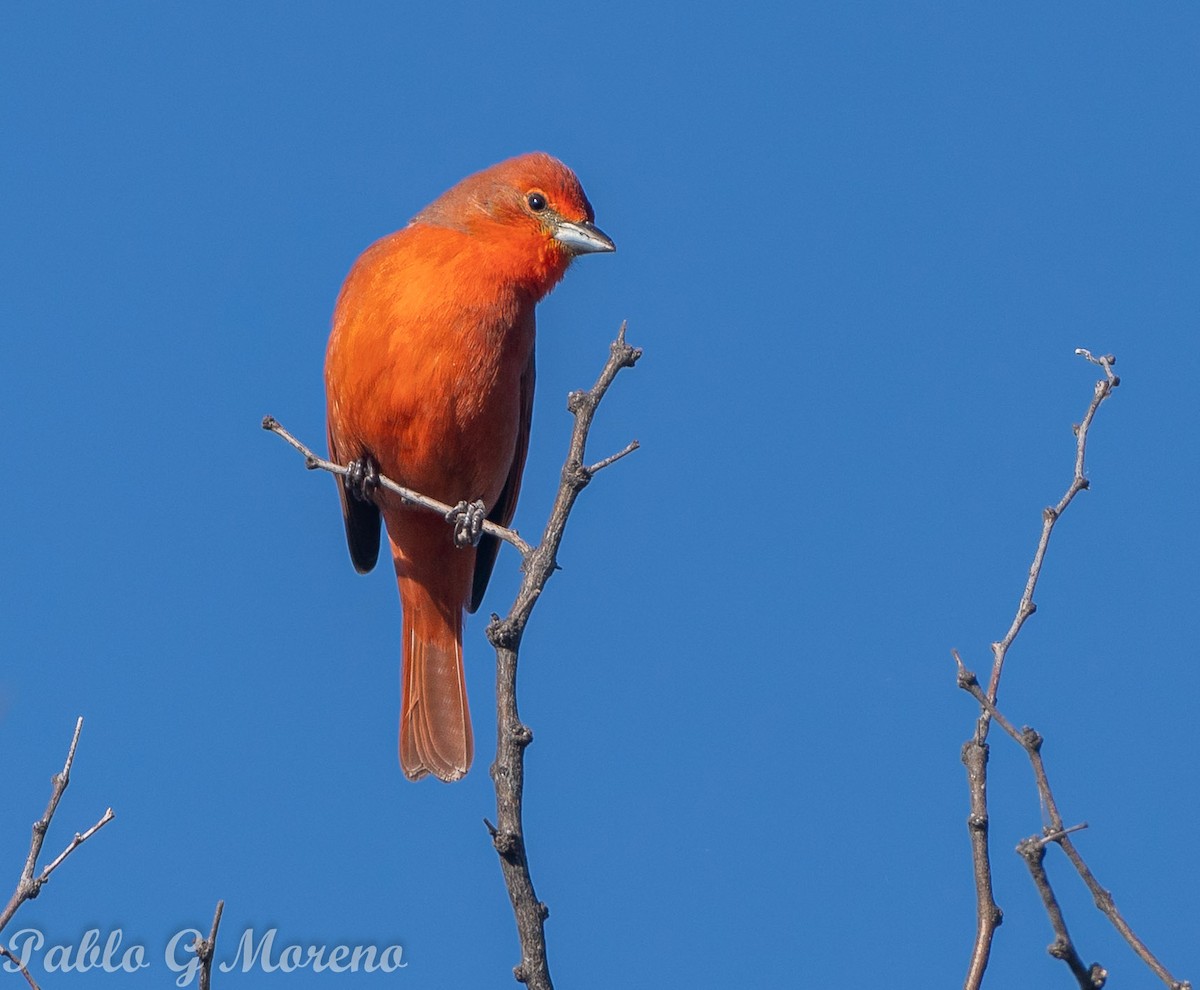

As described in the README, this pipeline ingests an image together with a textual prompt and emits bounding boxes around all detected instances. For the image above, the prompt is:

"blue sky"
[2,2,1198,987]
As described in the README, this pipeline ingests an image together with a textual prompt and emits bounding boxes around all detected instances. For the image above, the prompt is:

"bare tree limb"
[584,439,640,475]
[267,323,640,989]
[1015,834,1107,990]
[957,350,1118,990]
[0,945,41,990]
[983,349,1118,712]
[485,324,640,990]
[192,899,225,990]
[952,348,1189,988]
[960,734,1001,989]
[0,718,115,937]
[957,662,1190,989]
[262,417,534,556]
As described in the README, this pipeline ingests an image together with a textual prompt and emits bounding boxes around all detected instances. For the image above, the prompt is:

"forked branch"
[955,352,1190,989]
[267,324,641,990]
[484,325,639,990]
[957,661,1189,989]
[0,718,115,938]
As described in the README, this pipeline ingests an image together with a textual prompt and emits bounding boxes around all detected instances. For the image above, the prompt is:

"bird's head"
[413,152,615,295]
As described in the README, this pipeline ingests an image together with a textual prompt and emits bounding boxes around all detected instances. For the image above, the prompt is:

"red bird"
[324,153,614,781]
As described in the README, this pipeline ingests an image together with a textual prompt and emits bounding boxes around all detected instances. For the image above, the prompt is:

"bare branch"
[192,899,225,990]
[487,323,641,990]
[1054,834,1189,990]
[0,718,114,937]
[958,652,1190,987]
[984,350,1119,711]
[585,439,640,476]
[262,416,534,556]
[956,351,1120,990]
[960,734,1002,989]
[1016,835,1107,990]
[1039,823,1089,844]
[37,807,115,881]
[267,323,640,989]
[0,945,41,990]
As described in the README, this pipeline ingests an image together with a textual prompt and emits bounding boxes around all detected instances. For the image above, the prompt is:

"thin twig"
[486,324,641,989]
[585,439,640,476]
[0,945,41,990]
[262,416,534,556]
[957,351,1118,990]
[983,351,1119,714]
[958,654,1190,988]
[1016,836,1107,990]
[37,808,115,879]
[0,718,114,937]
[193,899,225,990]
[1052,841,1189,990]
[1040,823,1089,845]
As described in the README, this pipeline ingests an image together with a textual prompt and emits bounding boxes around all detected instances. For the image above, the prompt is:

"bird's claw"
[345,456,381,502]
[446,499,487,548]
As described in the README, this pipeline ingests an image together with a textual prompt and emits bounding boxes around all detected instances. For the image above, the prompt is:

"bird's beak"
[554,219,616,255]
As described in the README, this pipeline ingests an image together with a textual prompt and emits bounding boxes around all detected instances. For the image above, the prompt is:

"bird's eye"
[526,192,547,212]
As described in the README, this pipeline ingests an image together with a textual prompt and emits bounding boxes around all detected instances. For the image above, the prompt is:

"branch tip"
[585,439,640,476]
[1042,822,1089,845]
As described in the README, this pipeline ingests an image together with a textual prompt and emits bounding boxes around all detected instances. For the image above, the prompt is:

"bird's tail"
[399,581,473,782]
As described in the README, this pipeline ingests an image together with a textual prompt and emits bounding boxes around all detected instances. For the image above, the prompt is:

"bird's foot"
[446,499,487,548]
[345,455,381,502]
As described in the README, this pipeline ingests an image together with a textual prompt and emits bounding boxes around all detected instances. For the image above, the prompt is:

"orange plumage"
[324,153,614,782]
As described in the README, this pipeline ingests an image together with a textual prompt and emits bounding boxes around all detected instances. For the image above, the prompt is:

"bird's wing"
[468,349,535,613]
[327,419,382,574]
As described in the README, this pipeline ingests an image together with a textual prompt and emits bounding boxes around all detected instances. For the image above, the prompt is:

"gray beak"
[554,219,616,255]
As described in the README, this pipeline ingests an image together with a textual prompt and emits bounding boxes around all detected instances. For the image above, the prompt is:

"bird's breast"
[326,231,536,509]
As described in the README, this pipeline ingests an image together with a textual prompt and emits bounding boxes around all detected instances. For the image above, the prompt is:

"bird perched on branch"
[324,153,615,782]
